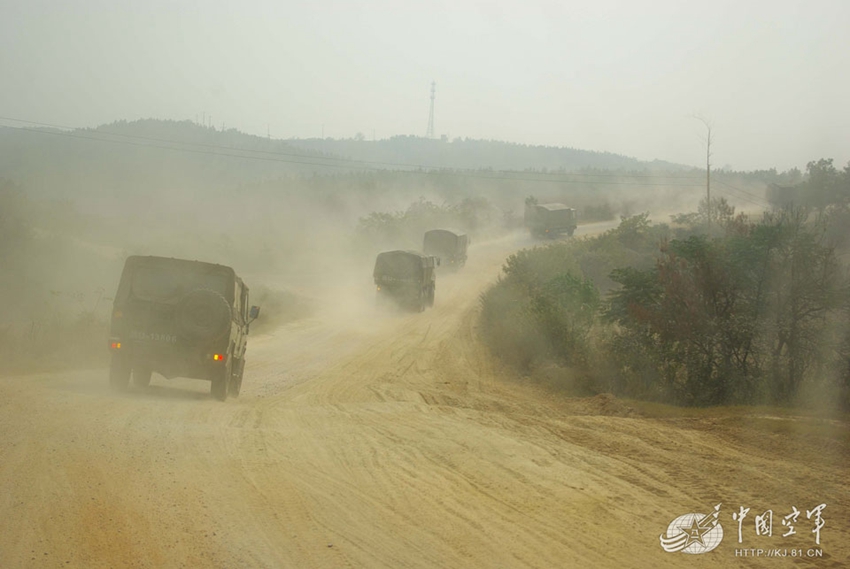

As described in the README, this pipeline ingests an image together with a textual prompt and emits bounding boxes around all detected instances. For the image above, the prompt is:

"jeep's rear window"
[130,265,229,301]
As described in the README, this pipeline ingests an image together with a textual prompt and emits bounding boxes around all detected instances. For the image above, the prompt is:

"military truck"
[423,229,469,269]
[107,255,260,401]
[524,201,578,238]
[373,250,438,311]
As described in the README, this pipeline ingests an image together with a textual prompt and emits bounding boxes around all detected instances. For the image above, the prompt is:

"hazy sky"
[2,0,848,171]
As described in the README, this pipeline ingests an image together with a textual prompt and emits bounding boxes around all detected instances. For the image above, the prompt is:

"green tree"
[607,206,846,405]
[804,158,850,209]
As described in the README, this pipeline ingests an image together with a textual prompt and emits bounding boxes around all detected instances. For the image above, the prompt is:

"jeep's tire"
[230,357,245,398]
[132,367,152,388]
[109,354,131,390]
[176,289,232,342]
[210,363,230,401]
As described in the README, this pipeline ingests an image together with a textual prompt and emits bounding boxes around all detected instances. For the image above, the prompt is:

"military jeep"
[373,250,438,312]
[107,256,259,401]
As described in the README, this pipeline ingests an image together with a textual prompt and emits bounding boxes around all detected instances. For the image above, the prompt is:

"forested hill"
[285,135,689,172]
[0,119,333,200]
[0,119,689,197]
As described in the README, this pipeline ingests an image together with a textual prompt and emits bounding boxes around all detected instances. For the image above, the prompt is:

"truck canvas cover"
[374,250,427,283]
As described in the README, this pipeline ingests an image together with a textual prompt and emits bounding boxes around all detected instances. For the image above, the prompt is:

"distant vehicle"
[107,255,260,401]
[423,229,469,269]
[524,201,578,238]
[373,250,438,312]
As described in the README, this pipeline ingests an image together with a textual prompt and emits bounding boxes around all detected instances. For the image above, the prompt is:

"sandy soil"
[1,222,847,568]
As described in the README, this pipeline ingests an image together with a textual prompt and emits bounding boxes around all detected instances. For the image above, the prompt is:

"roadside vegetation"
[480,158,850,410]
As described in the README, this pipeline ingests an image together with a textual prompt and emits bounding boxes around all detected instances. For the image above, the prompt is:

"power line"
[0,123,708,187]
[0,119,710,188]
[712,187,768,209]
[714,179,771,207]
[0,115,705,181]
[3,124,382,171]
[0,116,408,169]
[404,170,706,187]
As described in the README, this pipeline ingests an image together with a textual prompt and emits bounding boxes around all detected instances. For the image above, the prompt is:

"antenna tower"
[426,81,435,139]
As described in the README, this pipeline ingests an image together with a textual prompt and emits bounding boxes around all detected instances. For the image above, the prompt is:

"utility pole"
[426,81,435,139]
[693,116,713,231]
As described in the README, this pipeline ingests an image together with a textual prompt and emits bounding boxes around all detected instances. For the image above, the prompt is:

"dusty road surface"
[1,222,848,568]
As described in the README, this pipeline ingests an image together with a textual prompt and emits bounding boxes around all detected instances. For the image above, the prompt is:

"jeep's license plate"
[129,330,177,343]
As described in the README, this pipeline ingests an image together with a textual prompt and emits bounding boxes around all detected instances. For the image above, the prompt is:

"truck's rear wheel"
[109,354,131,390]
[132,367,152,388]
[229,357,245,398]
[211,368,228,401]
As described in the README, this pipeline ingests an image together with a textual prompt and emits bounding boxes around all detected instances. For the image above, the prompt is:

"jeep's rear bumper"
[108,337,228,381]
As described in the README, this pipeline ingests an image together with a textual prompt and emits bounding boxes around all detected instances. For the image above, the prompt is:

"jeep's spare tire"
[176,289,232,342]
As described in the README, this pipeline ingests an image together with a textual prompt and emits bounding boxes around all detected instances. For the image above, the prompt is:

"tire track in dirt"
[0,222,847,568]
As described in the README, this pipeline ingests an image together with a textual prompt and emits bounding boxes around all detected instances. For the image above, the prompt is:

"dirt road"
[1,223,847,568]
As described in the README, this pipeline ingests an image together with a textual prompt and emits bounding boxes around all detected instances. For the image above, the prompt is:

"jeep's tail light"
[110,342,121,349]
[212,354,226,362]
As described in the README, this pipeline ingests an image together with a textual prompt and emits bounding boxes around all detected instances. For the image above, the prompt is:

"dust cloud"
[0,127,720,375]
[1,119,847,569]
